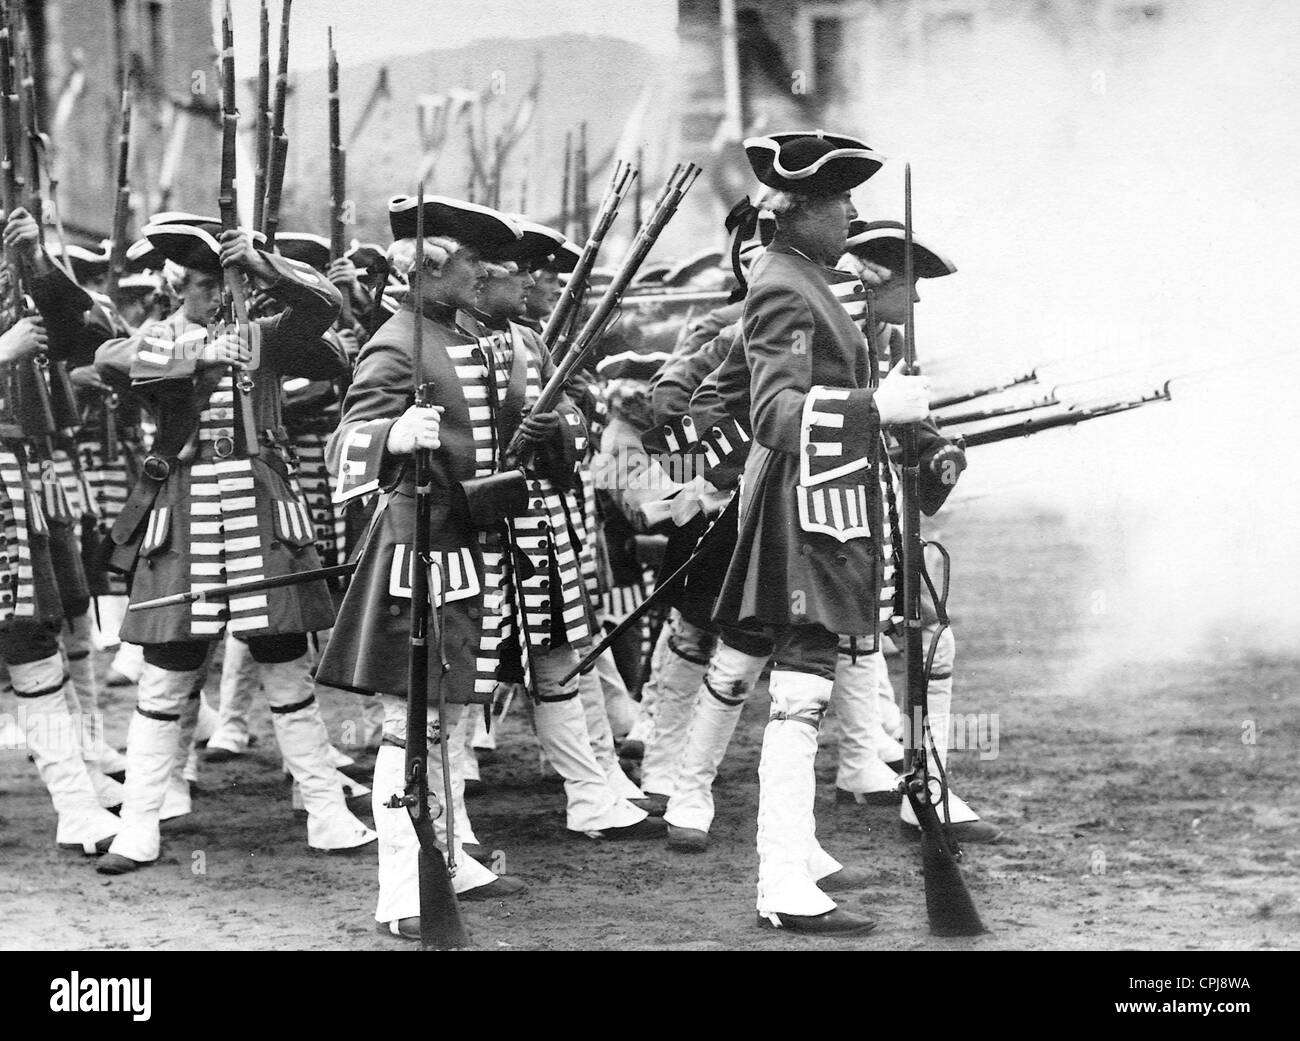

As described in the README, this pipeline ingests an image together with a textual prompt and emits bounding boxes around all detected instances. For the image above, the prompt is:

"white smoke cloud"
[845,0,1300,660]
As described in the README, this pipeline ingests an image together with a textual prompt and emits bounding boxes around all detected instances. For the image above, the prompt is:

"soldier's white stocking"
[206,632,259,755]
[373,697,495,923]
[262,653,375,850]
[531,648,646,834]
[578,667,643,799]
[107,661,200,862]
[832,649,904,796]
[756,670,839,920]
[10,654,120,851]
[899,626,978,825]
[62,613,128,777]
[638,615,712,797]
[663,642,767,833]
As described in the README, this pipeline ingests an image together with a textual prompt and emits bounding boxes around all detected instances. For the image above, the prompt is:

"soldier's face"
[431,249,484,310]
[525,270,561,317]
[794,192,858,263]
[180,272,222,324]
[871,274,921,324]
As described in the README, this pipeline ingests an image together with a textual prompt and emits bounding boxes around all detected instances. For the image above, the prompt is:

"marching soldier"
[92,213,375,874]
[712,131,934,935]
[1,208,121,854]
[319,195,661,938]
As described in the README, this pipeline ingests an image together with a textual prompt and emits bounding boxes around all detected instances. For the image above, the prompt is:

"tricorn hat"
[744,130,884,195]
[140,214,266,276]
[388,195,521,249]
[485,219,566,269]
[845,220,956,278]
[537,239,581,275]
[47,241,112,283]
[663,248,724,288]
[275,232,331,273]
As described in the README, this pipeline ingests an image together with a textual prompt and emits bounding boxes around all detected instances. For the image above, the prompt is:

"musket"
[583,288,731,307]
[540,159,636,351]
[128,563,357,612]
[514,163,699,463]
[935,391,1059,428]
[218,1,261,459]
[561,493,736,685]
[955,383,1172,449]
[895,163,984,937]
[0,12,58,455]
[633,144,644,233]
[13,8,71,275]
[385,184,470,950]
[574,120,589,241]
[105,82,133,304]
[261,0,292,250]
[327,27,353,327]
[252,0,270,232]
[929,369,1038,411]
[559,128,571,236]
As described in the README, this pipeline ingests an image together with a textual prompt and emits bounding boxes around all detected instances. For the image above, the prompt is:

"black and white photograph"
[0,0,1294,975]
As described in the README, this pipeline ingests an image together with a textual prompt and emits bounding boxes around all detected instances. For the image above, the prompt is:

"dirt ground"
[2,503,1298,952]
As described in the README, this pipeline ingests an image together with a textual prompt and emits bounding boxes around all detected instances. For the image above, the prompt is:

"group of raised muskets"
[0,0,1190,950]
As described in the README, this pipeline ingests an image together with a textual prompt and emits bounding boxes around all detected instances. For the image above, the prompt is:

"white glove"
[386,404,445,454]
[873,359,930,426]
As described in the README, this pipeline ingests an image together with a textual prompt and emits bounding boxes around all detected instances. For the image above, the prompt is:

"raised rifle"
[574,121,589,241]
[511,163,699,462]
[218,1,261,459]
[385,185,470,950]
[252,0,271,233]
[261,0,292,250]
[559,128,571,236]
[10,9,78,437]
[327,26,353,327]
[894,163,984,936]
[105,82,133,304]
[540,159,636,352]
[0,11,59,468]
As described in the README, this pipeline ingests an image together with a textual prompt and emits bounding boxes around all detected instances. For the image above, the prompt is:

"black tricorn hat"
[275,232,331,273]
[47,241,111,283]
[125,236,165,273]
[485,219,566,269]
[387,194,521,249]
[663,248,724,288]
[346,241,389,278]
[744,130,884,195]
[537,239,580,275]
[140,214,266,276]
[845,220,956,278]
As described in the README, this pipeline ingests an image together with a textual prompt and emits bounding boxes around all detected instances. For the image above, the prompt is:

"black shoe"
[459,875,527,901]
[756,908,878,936]
[59,835,115,856]
[96,851,153,874]
[666,824,708,853]
[376,917,421,941]
[203,746,245,763]
[463,778,485,798]
[582,815,667,840]
[835,787,898,808]
[616,738,645,761]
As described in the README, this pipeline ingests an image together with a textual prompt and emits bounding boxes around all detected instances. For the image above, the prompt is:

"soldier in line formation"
[0,126,1000,942]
